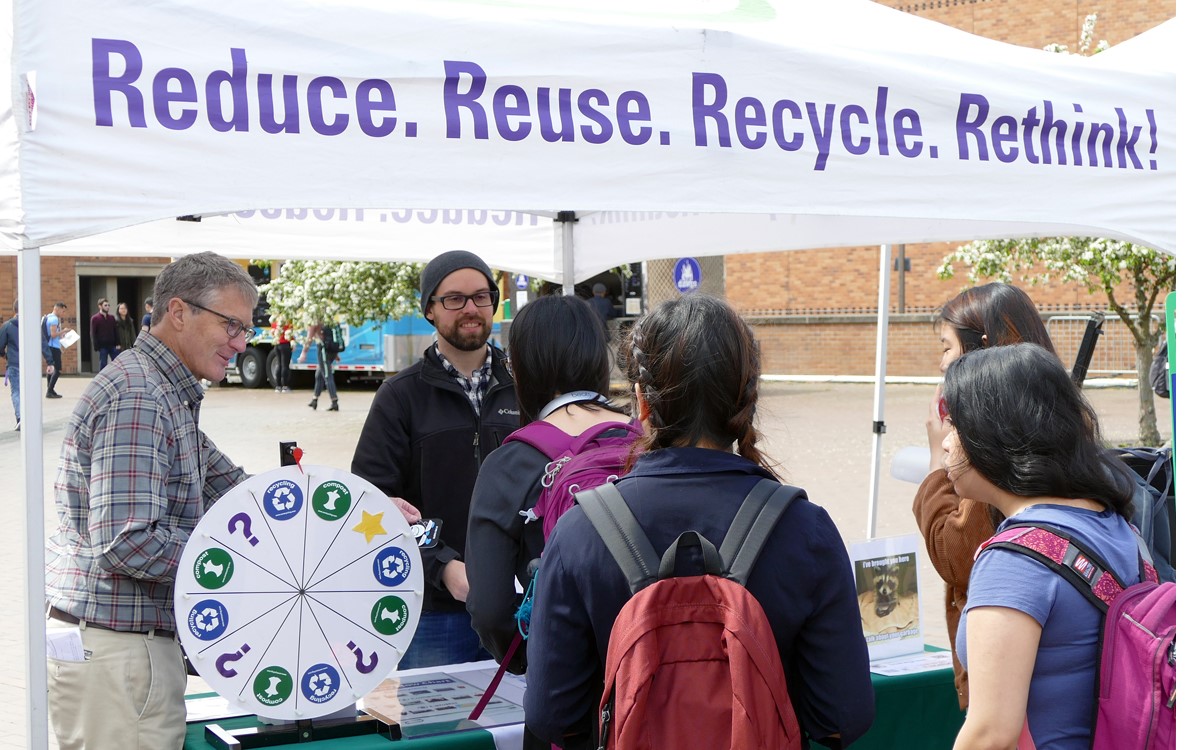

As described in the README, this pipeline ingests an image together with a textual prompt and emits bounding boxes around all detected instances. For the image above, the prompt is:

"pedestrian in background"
[274,319,293,393]
[115,301,139,354]
[45,301,69,399]
[0,299,56,430]
[307,322,339,411]
[140,297,153,332]
[90,298,119,370]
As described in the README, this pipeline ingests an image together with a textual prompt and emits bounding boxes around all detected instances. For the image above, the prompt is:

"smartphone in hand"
[409,518,442,548]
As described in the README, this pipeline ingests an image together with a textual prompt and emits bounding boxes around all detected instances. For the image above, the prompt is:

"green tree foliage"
[940,238,1174,445]
[260,260,423,329]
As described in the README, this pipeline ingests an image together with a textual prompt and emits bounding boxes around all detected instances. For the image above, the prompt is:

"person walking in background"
[274,319,293,393]
[115,301,138,354]
[352,250,519,668]
[307,322,339,411]
[90,298,119,370]
[140,297,153,332]
[586,282,614,322]
[911,282,1057,711]
[0,299,56,430]
[45,301,69,399]
[45,252,257,750]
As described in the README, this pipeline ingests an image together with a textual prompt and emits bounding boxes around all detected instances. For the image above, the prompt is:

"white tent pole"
[557,211,577,295]
[866,243,894,540]
[18,248,50,750]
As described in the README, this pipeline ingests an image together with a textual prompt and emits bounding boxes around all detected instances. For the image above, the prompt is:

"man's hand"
[443,560,469,602]
[388,496,421,524]
[45,364,55,376]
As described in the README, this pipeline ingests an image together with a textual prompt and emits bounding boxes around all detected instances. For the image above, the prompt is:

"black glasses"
[429,291,498,311]
[183,299,253,341]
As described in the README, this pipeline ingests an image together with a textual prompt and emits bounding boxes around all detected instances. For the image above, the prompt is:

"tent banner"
[3,0,1174,250]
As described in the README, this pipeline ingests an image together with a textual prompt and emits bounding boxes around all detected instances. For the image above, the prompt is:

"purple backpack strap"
[978,522,1155,613]
[567,419,644,453]
[503,420,573,458]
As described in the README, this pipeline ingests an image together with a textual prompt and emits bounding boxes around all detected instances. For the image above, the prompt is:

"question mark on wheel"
[227,513,259,546]
[346,640,378,673]
[216,643,252,677]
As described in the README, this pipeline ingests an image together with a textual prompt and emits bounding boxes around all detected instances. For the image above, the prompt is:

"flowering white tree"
[940,239,1174,446]
[261,260,423,328]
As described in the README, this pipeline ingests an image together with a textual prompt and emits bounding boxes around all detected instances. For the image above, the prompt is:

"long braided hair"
[622,294,777,477]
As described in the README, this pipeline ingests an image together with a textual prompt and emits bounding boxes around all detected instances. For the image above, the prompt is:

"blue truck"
[230,315,506,388]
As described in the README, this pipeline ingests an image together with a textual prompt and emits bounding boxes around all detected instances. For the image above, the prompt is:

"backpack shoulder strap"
[576,483,660,594]
[569,418,644,453]
[979,522,1148,614]
[719,479,799,586]
[503,420,573,458]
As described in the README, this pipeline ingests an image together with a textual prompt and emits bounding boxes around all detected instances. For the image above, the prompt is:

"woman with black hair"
[944,343,1138,750]
[523,294,873,749]
[466,294,632,750]
[912,282,1057,710]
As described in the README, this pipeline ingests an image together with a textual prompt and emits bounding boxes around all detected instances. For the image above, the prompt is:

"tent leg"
[556,211,577,296]
[866,244,893,540]
[18,248,50,749]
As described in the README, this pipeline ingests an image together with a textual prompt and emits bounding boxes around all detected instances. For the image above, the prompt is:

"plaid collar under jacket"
[46,332,247,632]
[435,342,493,417]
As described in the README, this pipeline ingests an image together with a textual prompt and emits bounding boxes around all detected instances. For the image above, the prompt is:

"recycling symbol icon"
[309,672,332,697]
[187,599,229,641]
[262,480,302,520]
[372,546,412,587]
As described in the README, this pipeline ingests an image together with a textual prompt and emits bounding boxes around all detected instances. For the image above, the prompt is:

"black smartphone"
[410,518,442,548]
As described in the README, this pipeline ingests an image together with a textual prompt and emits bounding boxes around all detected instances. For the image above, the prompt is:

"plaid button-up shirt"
[46,332,247,632]
[435,342,493,417]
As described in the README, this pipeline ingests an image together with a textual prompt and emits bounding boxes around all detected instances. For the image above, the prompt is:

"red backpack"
[576,479,802,750]
[979,523,1176,750]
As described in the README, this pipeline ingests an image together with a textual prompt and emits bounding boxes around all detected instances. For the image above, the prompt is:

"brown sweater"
[911,468,995,711]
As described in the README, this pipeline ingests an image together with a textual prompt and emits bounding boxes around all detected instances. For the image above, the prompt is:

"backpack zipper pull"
[541,456,571,488]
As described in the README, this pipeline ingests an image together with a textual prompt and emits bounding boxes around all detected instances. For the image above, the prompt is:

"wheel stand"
[204,711,400,748]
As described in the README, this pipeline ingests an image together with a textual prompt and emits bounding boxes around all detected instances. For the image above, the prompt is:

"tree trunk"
[1134,339,1161,446]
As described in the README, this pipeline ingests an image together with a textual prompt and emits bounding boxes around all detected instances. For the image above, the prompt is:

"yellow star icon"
[352,510,387,543]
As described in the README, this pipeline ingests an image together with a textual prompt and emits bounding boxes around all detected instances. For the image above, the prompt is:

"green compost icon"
[312,481,352,521]
[370,595,410,635]
[253,666,294,707]
[193,548,235,589]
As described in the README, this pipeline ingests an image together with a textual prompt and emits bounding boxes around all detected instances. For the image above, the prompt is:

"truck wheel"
[266,349,281,389]
[239,348,267,389]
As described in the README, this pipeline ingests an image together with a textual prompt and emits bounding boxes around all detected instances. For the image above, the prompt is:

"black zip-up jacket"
[351,343,520,613]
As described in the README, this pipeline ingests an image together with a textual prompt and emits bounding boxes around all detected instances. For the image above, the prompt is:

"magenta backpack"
[505,416,643,539]
[980,523,1175,750]
[469,408,641,725]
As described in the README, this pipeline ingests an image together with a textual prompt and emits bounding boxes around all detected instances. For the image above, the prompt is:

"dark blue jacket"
[0,315,53,367]
[524,447,874,748]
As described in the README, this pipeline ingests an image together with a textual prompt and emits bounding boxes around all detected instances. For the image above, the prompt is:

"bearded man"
[351,250,519,668]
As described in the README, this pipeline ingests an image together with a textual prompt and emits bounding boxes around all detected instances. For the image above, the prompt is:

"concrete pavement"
[0,375,1173,747]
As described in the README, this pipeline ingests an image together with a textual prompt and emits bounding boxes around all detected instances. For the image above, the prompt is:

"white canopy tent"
[3,1,1174,745]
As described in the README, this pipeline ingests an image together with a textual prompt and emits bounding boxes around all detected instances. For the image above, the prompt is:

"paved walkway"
[0,376,1172,748]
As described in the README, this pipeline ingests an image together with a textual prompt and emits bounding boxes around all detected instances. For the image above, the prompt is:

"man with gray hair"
[46,251,258,749]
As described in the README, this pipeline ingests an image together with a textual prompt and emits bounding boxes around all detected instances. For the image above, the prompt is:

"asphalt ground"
[0,375,1173,748]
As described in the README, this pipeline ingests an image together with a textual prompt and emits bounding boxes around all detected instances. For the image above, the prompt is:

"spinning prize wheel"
[175,465,423,720]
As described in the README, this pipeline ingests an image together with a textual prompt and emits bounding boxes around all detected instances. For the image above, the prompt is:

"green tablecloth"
[185,712,497,749]
[186,649,964,750]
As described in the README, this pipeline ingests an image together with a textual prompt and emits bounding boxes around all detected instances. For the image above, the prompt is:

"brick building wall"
[1,255,169,374]
[723,0,1173,375]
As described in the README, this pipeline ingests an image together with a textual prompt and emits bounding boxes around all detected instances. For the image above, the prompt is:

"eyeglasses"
[429,291,498,311]
[183,299,253,341]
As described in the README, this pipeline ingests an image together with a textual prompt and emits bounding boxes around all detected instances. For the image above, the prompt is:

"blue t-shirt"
[957,505,1141,750]
[46,313,62,349]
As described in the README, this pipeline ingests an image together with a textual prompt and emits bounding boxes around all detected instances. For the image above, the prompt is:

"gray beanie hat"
[420,250,499,316]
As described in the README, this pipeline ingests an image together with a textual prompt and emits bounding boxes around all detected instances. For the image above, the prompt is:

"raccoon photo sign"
[849,534,924,662]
